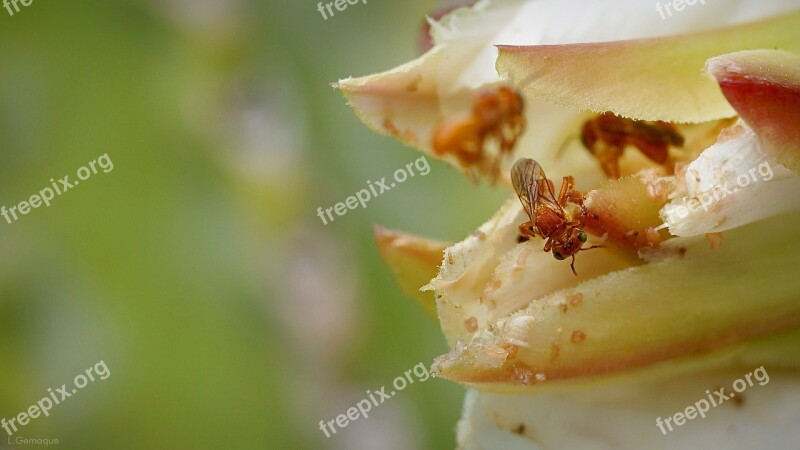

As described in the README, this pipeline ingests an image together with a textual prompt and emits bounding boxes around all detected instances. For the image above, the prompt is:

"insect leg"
[596,146,623,179]
[557,176,585,210]
[557,176,576,207]
[631,138,670,165]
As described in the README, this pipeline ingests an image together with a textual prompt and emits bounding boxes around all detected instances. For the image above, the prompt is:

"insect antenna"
[570,244,605,276]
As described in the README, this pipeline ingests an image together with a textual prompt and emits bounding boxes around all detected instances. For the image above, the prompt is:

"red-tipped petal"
[708,50,800,172]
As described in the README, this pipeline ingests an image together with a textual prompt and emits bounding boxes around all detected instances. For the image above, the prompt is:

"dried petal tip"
[373,225,450,316]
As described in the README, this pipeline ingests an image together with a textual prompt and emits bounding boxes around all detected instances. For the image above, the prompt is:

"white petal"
[458,370,800,449]
[437,0,800,95]
[661,124,800,236]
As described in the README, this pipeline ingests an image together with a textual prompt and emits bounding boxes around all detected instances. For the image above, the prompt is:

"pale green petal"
[432,206,800,388]
[497,11,800,123]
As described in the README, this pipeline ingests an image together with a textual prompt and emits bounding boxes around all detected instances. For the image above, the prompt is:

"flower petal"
[423,195,640,348]
[458,365,800,449]
[432,207,800,387]
[339,1,800,179]
[661,123,800,236]
[374,225,449,316]
[497,11,800,123]
[707,49,800,172]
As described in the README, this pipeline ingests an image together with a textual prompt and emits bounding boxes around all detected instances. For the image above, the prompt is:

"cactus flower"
[338,1,800,448]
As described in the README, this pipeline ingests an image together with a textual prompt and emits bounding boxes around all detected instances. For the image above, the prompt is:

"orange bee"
[581,112,684,179]
[511,158,600,275]
[433,86,526,181]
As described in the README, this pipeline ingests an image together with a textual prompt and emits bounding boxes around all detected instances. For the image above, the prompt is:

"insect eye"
[578,231,587,243]
[553,252,565,260]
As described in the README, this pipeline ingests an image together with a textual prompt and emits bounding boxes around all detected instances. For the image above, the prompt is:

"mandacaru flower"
[337,1,800,448]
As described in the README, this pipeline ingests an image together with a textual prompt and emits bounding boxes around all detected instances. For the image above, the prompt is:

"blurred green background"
[0,0,508,448]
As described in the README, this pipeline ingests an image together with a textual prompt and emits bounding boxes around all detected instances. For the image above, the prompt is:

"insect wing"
[511,158,558,220]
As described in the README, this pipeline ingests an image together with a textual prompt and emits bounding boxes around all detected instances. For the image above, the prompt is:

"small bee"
[581,112,684,179]
[433,86,526,182]
[511,158,600,275]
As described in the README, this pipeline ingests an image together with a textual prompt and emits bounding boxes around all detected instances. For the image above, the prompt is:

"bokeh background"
[0,0,509,448]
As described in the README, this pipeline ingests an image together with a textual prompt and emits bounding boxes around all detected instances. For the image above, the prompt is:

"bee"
[433,86,526,182]
[581,112,684,179]
[511,158,600,275]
